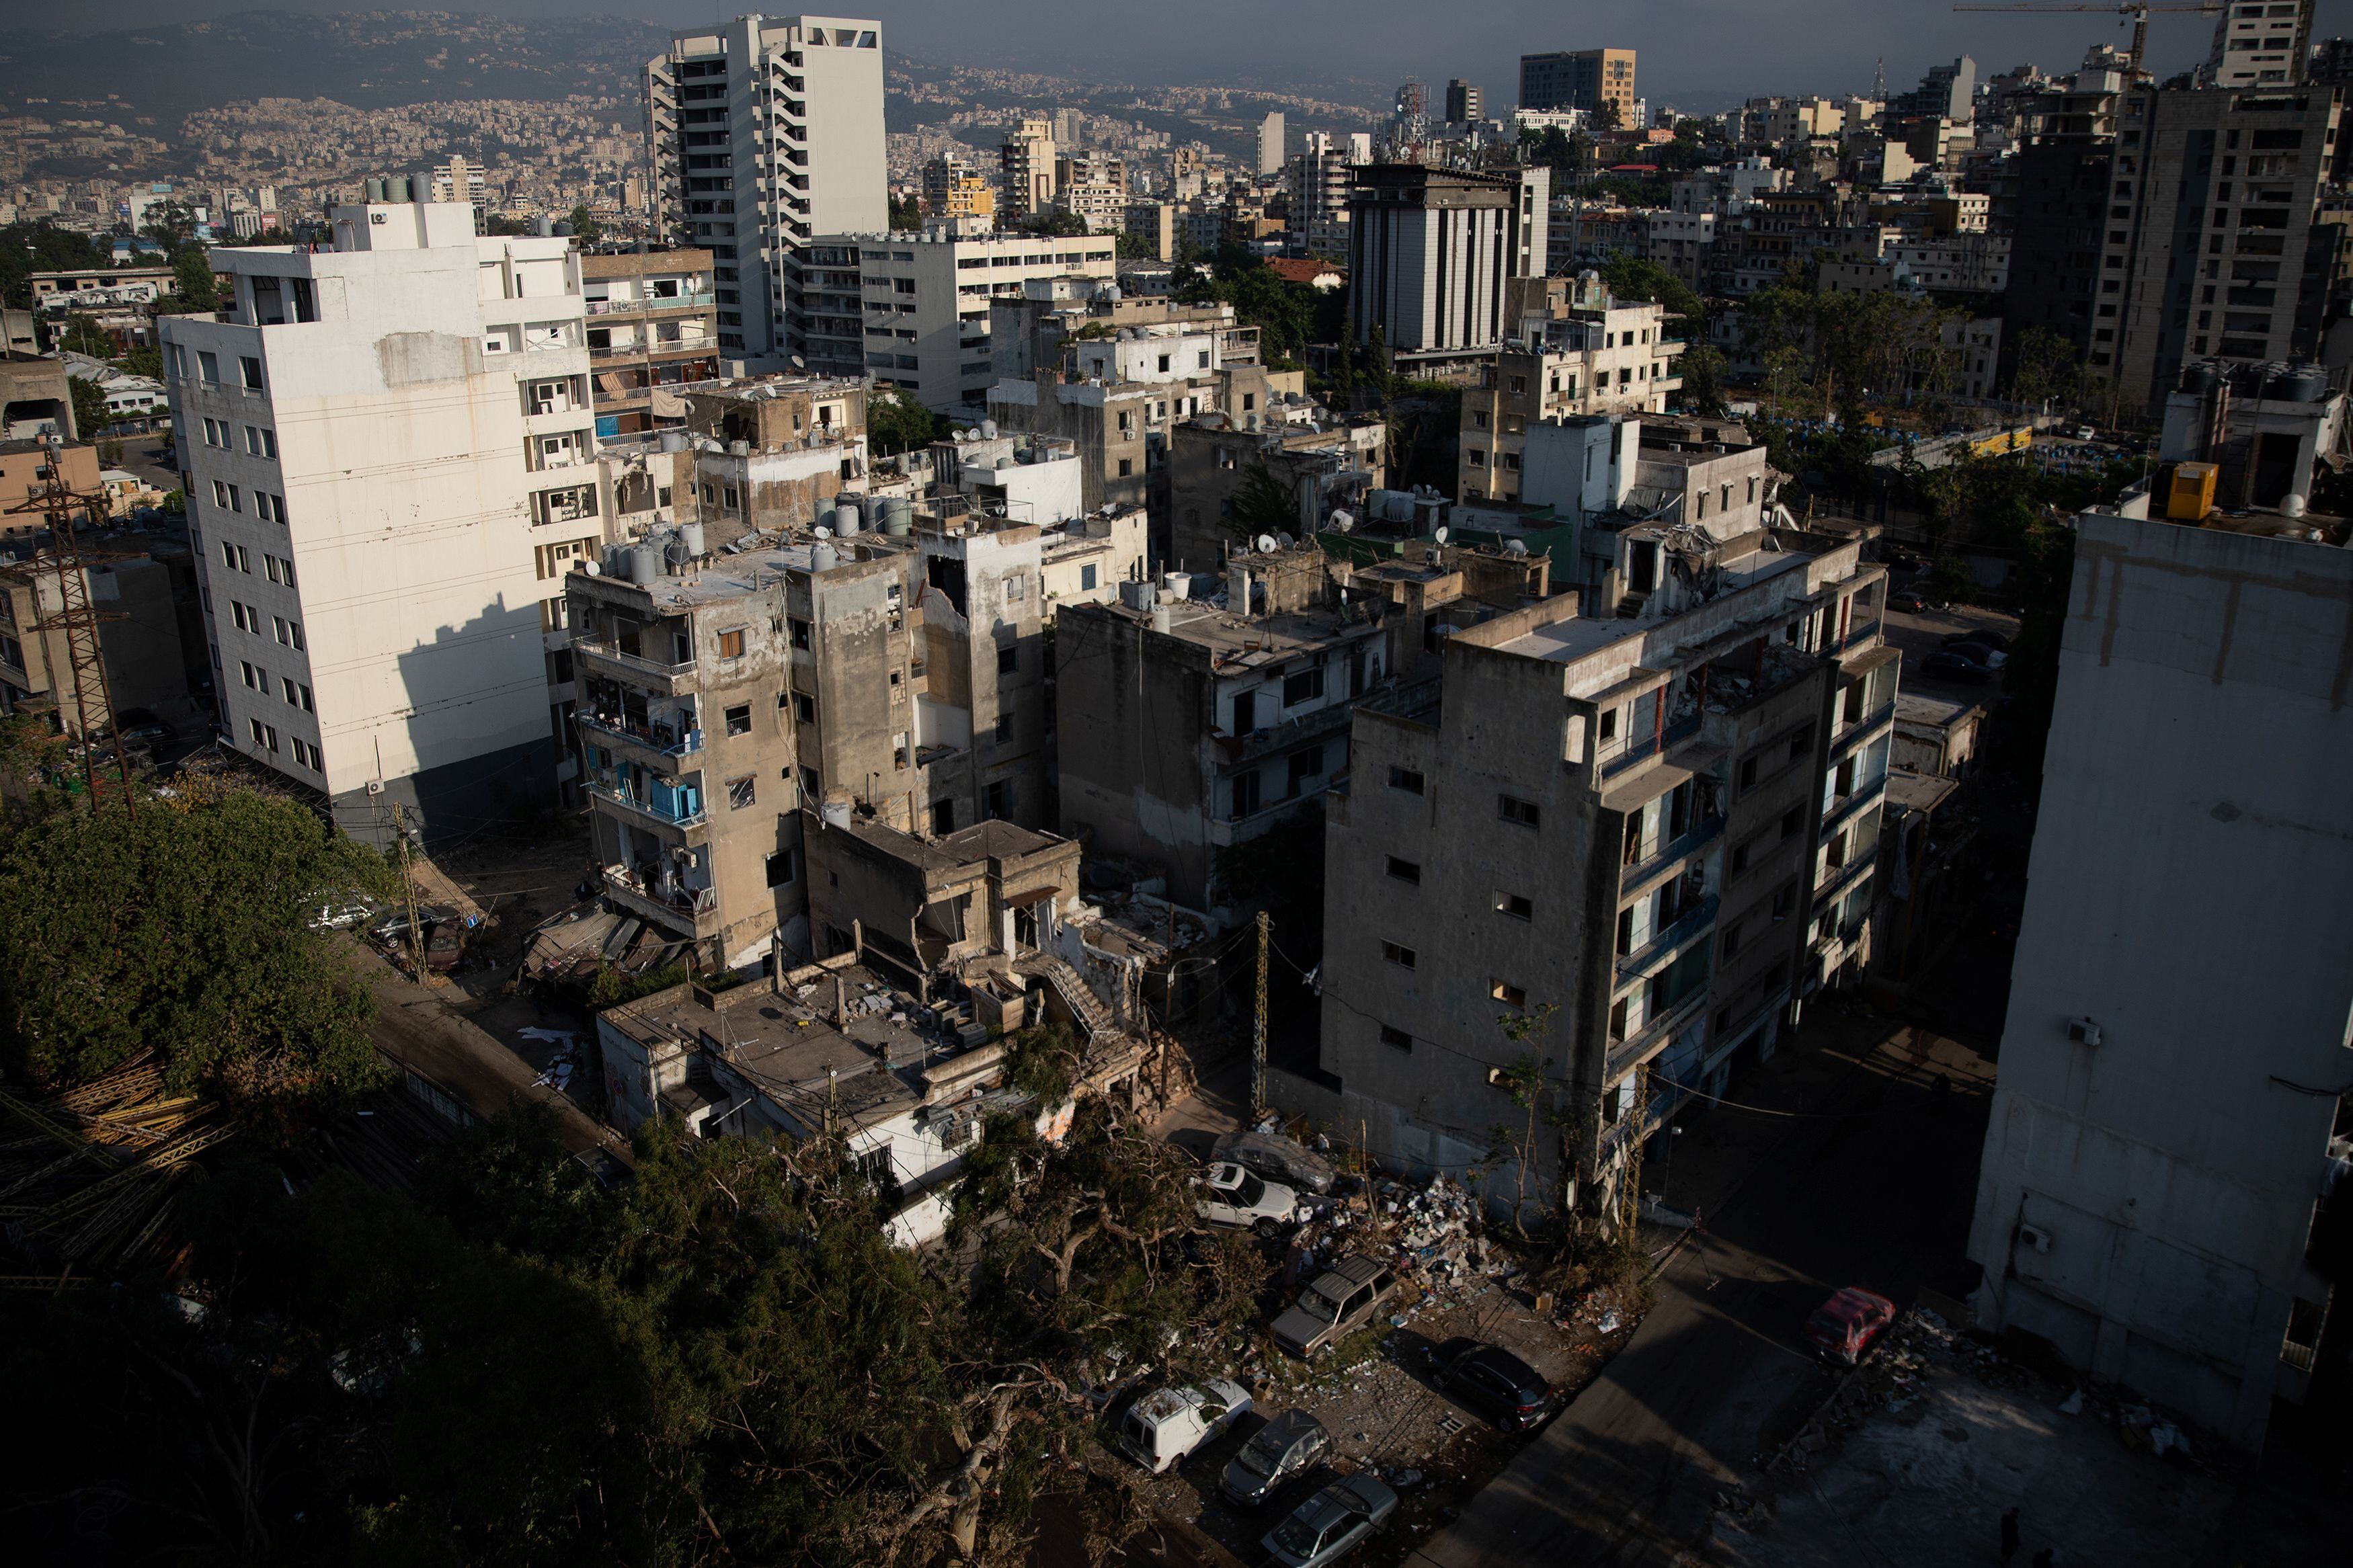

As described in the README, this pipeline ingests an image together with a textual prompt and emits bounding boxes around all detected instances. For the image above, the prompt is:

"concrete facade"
[1166,415,1387,575]
[580,249,719,437]
[162,200,589,840]
[645,15,889,360]
[1347,165,1550,354]
[1965,511,2353,1450]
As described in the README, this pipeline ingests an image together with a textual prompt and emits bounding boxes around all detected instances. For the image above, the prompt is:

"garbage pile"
[522,1028,582,1092]
[1279,1171,1514,1328]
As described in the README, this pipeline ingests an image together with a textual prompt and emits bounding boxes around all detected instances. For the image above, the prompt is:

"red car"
[1806,1287,1897,1366]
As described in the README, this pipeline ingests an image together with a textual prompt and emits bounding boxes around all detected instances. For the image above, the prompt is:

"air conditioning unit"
[2065,1017,2102,1047]
[2016,1223,2052,1255]
[365,780,386,796]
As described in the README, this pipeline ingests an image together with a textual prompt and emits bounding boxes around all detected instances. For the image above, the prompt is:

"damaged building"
[1286,491,1898,1226]
[1167,409,1389,573]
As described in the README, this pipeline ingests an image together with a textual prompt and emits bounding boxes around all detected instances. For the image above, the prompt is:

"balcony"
[577,710,703,764]
[1622,812,1725,891]
[1616,893,1720,981]
[1607,989,1709,1081]
[1831,698,1897,751]
[602,864,719,938]
[1812,841,1879,907]
[575,639,699,696]
[586,780,707,835]
[1601,712,1704,779]
[585,289,715,318]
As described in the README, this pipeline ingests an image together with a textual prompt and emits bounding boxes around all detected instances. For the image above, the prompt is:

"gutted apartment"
[1166,412,1388,573]
[1293,511,1895,1225]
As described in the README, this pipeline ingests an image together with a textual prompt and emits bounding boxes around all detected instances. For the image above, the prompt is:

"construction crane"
[0,434,137,817]
[1951,3,2223,81]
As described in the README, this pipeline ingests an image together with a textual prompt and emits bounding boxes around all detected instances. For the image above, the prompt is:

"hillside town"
[1,10,2351,1568]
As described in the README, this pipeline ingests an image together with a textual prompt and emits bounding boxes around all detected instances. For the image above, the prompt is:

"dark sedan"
[1219,1408,1329,1509]
[1432,1339,1560,1432]
[1922,649,1996,685]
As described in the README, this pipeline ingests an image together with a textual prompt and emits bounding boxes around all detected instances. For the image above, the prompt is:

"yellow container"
[2168,462,2218,522]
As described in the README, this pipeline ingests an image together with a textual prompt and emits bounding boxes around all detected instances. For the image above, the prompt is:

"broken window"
[766,848,797,886]
[1287,745,1323,794]
[1381,940,1417,969]
[1499,794,1540,828]
[790,617,811,649]
[1388,765,1424,794]
[1231,768,1262,819]
[793,692,815,724]
[1283,667,1324,706]
[997,644,1018,675]
[1491,981,1526,1008]
[1380,1024,1413,1050]
[1496,891,1533,921]
[726,775,756,809]
[1386,856,1421,885]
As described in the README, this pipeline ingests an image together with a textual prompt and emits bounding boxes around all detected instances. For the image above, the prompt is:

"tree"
[1677,342,1730,417]
[889,194,922,231]
[1599,254,1705,331]
[564,204,602,246]
[1227,460,1300,540]
[120,344,164,381]
[1489,1005,1560,1241]
[865,387,941,456]
[1114,229,1154,260]
[1017,208,1091,239]
[2007,325,2091,415]
[57,313,112,358]
[0,220,110,308]
[0,780,393,1122]
[1595,97,1624,132]
[171,246,218,311]
[69,374,108,437]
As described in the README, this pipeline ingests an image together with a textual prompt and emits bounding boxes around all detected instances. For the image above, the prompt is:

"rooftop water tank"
[2286,365,2329,403]
[1160,571,1191,600]
[881,496,912,536]
[980,419,998,439]
[834,501,861,536]
[811,542,840,572]
[728,439,751,457]
[627,546,658,586]
[679,522,706,558]
[1150,604,1172,633]
[1119,579,1157,611]
[820,789,855,829]
[659,430,688,453]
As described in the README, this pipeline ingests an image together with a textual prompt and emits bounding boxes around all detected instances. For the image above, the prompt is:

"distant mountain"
[0,10,668,124]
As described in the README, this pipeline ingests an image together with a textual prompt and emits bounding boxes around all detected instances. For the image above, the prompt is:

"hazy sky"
[9,0,2350,110]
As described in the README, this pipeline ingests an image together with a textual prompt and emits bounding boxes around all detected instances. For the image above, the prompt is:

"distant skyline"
[3,0,2346,112]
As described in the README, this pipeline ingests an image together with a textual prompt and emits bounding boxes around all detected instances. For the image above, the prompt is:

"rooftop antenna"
[1872,56,1886,99]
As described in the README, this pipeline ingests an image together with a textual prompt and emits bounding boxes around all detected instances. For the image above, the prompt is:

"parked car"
[1116,1378,1252,1474]
[113,707,171,748]
[1213,1128,1337,1196]
[1890,586,1944,613]
[1261,1472,1399,1568]
[1922,649,1996,685]
[1193,1161,1298,1237]
[1806,1286,1897,1366]
[1880,544,1924,571]
[1431,1339,1561,1432]
[1943,628,2011,653]
[309,896,378,932]
[1219,1408,1330,1509]
[1271,1255,1398,1359]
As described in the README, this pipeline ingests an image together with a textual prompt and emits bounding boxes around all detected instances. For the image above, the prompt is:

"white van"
[1116,1378,1254,1473]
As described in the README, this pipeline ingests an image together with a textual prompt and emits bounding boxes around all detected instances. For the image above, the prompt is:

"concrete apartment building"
[1289,132,1355,257]
[805,228,1117,409]
[567,427,1119,965]
[1290,493,1895,1224]
[1166,414,1388,573]
[2208,0,2313,88]
[0,552,189,735]
[1520,49,1638,124]
[985,275,1287,519]
[1966,498,2351,1449]
[580,249,719,437]
[1000,117,1057,226]
[644,15,889,360]
[2094,83,2342,411]
[1445,80,1485,124]
[1347,164,1551,360]
[1457,276,1687,503]
[920,154,996,225]
[162,198,592,837]
[668,374,869,540]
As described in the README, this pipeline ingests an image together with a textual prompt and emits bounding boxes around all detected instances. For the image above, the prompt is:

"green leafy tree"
[0,220,110,308]
[1114,229,1154,260]
[0,782,393,1120]
[68,374,108,437]
[1228,460,1300,541]
[1677,342,1730,416]
[1017,208,1090,239]
[58,313,113,358]
[171,246,218,311]
[865,386,942,456]
[2007,325,2091,415]
[1488,1005,1561,1240]
[563,204,602,246]
[120,344,164,381]
[889,194,922,231]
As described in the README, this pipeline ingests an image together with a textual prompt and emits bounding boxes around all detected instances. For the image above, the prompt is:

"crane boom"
[1950,2,2223,80]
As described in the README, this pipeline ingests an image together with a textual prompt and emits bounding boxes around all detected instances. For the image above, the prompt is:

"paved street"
[1405,976,2001,1568]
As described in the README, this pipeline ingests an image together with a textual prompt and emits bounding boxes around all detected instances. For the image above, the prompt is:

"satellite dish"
[1433,526,1451,545]
[1254,534,1278,554]
[790,355,805,369]
[954,429,971,441]
[1330,509,1354,534]
[1505,537,1529,556]
[813,526,834,538]
[1276,532,1295,548]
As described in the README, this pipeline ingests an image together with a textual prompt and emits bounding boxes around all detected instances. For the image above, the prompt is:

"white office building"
[2208,0,2313,88]
[161,199,592,839]
[645,14,889,360]
[805,227,1117,411]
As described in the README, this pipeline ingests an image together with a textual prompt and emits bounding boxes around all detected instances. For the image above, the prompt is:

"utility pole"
[3,435,135,817]
[1252,909,1270,1122]
[393,802,426,981]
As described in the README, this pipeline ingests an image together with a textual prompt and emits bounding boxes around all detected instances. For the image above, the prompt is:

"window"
[240,660,264,690]
[1379,1024,1413,1051]
[239,356,265,393]
[1004,573,1027,601]
[198,351,219,384]
[996,644,1019,675]
[248,718,278,752]
[1495,891,1533,921]
[726,774,756,809]
[793,692,815,724]
[1231,768,1262,819]
[1386,856,1421,884]
[1499,794,1540,828]
[1389,765,1425,794]
[212,480,241,513]
[1491,981,1527,1008]
[1381,940,1418,969]
[1771,881,1797,919]
[1117,457,1133,477]
[1080,563,1097,591]
[1730,839,1753,875]
[1722,921,1744,958]
[1283,667,1324,706]
[270,615,303,649]
[230,601,257,633]
[994,708,1015,742]
[717,628,746,659]
[766,848,798,887]
[289,737,320,770]
[789,617,811,650]
[255,492,286,524]
[1598,706,1618,742]
[1739,753,1759,790]
[1786,723,1815,760]
[725,703,752,736]
[244,425,276,458]
[1609,997,1630,1040]
[201,417,225,448]
[1616,905,1635,955]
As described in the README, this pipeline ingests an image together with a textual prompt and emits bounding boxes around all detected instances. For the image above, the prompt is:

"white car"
[1194,1160,1298,1236]
[1117,1377,1254,1473]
